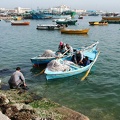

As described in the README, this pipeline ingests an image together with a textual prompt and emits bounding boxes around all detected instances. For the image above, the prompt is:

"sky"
[0,0,120,12]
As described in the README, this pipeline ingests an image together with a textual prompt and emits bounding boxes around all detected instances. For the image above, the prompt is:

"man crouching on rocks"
[8,67,28,90]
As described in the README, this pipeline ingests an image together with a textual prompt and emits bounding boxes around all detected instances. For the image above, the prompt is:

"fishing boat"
[11,21,30,25]
[61,28,90,34]
[88,13,99,16]
[78,15,83,19]
[56,19,77,25]
[30,50,72,66]
[36,24,67,30]
[102,16,120,24]
[44,42,99,80]
[89,21,108,25]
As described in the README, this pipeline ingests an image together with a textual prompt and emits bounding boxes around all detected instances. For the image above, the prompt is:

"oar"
[35,50,69,76]
[81,51,100,81]
[34,69,45,76]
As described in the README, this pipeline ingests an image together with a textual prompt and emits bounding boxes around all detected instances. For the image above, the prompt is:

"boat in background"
[56,19,77,25]
[61,10,76,18]
[78,15,83,19]
[88,13,99,16]
[4,19,12,22]
[11,21,30,25]
[36,24,67,30]
[61,28,90,34]
[45,42,99,80]
[102,16,120,24]
[89,21,108,25]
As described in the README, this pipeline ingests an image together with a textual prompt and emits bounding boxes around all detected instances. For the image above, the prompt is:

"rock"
[55,106,90,120]
[23,104,33,110]
[0,111,11,120]
[0,79,1,89]
[13,103,24,110]
[0,94,9,104]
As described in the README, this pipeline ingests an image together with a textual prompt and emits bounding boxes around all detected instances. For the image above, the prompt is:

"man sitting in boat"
[58,41,67,54]
[82,56,90,66]
[72,51,91,66]
[66,44,73,54]
[71,50,84,65]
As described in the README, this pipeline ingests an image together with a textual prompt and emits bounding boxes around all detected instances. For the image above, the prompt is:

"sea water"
[0,16,120,120]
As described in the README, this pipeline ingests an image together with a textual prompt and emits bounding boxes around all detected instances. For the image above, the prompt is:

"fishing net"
[41,50,56,57]
[47,60,70,72]
[40,50,63,58]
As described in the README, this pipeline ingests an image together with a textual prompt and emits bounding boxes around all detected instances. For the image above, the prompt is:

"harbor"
[0,4,120,120]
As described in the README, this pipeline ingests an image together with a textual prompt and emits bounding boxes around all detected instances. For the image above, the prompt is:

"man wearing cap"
[58,41,67,54]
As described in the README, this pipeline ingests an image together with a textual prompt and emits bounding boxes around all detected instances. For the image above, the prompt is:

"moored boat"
[36,24,67,30]
[11,21,30,25]
[89,21,108,25]
[61,28,90,34]
[102,16,120,24]
[102,16,120,21]
[56,19,77,25]
[44,42,100,80]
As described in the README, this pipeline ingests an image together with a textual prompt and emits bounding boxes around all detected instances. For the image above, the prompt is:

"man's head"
[66,44,70,48]
[16,67,21,71]
[59,41,63,46]
[77,50,81,54]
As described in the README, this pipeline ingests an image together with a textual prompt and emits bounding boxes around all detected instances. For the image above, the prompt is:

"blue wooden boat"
[30,50,72,66]
[44,42,99,80]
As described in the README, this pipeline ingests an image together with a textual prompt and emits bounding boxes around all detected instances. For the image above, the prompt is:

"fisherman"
[58,41,67,54]
[8,67,28,89]
[71,50,84,65]
[82,56,90,66]
[66,44,73,54]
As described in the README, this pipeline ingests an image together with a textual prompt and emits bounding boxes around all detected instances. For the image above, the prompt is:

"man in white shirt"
[66,44,73,54]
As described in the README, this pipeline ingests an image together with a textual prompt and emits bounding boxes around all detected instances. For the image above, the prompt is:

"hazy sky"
[0,0,120,12]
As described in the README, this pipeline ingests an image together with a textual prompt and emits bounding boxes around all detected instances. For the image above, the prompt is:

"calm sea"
[0,16,120,120]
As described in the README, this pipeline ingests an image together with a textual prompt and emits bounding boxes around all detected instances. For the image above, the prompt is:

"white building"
[14,7,31,14]
[50,5,70,13]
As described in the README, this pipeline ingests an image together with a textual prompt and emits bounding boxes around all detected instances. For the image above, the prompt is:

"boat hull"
[45,64,91,80]
[30,54,72,65]
[61,28,89,34]
[36,24,66,30]
[56,20,77,25]
[89,21,108,25]
[11,21,30,25]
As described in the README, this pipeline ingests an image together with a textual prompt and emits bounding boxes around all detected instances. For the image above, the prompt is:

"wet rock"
[13,103,24,110]
[0,104,18,118]
[0,94,9,104]
[11,109,36,120]
[0,111,11,120]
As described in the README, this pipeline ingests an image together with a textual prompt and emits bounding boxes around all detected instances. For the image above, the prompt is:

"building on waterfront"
[14,7,31,14]
[0,7,31,16]
[50,5,70,13]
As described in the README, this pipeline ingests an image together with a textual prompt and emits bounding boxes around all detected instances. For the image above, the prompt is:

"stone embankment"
[0,83,90,120]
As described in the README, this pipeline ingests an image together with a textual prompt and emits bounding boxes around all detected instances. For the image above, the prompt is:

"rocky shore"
[0,83,90,120]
